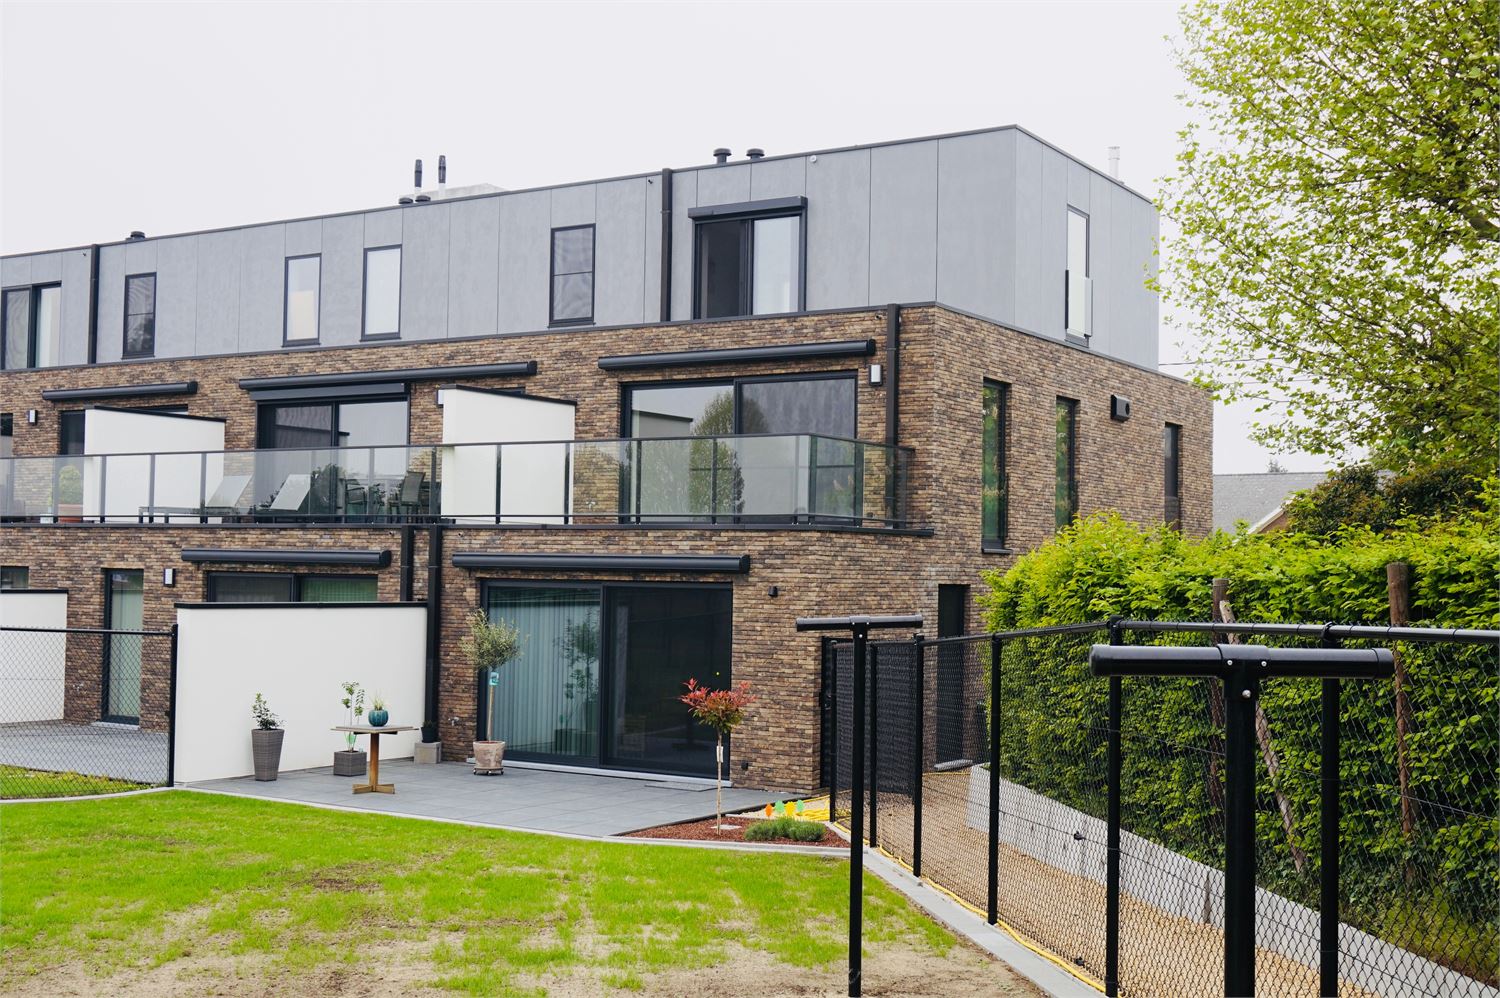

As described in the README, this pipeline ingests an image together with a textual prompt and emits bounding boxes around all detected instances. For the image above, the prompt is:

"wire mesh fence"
[827,619,1499,998]
[0,625,174,799]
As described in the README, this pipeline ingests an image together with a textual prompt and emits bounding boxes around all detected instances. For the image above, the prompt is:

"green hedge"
[979,500,1499,978]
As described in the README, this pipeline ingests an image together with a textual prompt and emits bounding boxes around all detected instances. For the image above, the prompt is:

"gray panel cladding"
[284,219,321,257]
[398,201,449,341]
[1011,133,1046,335]
[496,190,550,333]
[750,157,806,200]
[642,173,663,321]
[95,247,125,364]
[695,164,751,207]
[595,178,647,326]
[1087,172,1116,360]
[238,224,284,353]
[804,149,870,310]
[363,209,402,248]
[550,184,596,227]
[869,141,938,303]
[158,236,201,359]
[59,249,92,366]
[447,197,500,338]
[0,254,31,286]
[320,213,363,346]
[936,131,1010,323]
[669,170,698,321]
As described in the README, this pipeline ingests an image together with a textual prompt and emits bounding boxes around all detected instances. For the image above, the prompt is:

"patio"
[188,759,793,836]
[0,720,169,784]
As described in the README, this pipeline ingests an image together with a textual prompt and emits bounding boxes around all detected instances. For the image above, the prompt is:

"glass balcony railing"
[0,434,916,529]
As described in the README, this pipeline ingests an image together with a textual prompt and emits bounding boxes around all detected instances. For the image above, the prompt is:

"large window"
[625,374,855,440]
[2,284,61,370]
[982,381,1009,548]
[256,398,408,451]
[362,246,401,339]
[1164,423,1183,529]
[206,572,377,603]
[549,226,594,325]
[123,274,156,358]
[694,213,802,319]
[1055,397,1078,529]
[484,582,730,777]
[1066,208,1091,339]
[284,255,320,343]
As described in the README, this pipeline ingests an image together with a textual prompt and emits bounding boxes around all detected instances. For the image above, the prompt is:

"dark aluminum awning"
[451,553,751,574]
[597,339,875,371]
[238,361,537,398]
[41,381,198,402]
[180,548,392,567]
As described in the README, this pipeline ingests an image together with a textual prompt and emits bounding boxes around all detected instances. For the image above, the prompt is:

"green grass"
[0,792,956,996]
[0,764,150,799]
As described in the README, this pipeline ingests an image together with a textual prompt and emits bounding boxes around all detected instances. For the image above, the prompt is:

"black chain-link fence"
[0,625,175,799]
[827,620,1499,998]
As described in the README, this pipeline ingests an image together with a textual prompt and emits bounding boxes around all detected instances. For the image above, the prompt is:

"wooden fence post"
[1387,562,1416,845]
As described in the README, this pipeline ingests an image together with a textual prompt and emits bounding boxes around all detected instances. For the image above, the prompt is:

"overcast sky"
[0,0,1332,473]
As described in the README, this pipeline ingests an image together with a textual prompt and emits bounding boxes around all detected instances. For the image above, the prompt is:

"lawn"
[0,764,149,800]
[0,793,1033,997]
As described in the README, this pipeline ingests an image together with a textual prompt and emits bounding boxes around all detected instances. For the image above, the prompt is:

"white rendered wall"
[0,591,69,722]
[174,604,427,782]
[83,409,225,522]
[438,388,575,524]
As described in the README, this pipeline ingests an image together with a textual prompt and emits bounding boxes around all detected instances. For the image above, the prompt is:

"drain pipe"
[421,524,443,743]
[86,245,101,365]
[885,304,901,447]
[399,525,415,601]
[659,168,674,322]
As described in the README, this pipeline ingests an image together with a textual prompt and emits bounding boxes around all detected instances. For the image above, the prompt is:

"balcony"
[0,434,916,529]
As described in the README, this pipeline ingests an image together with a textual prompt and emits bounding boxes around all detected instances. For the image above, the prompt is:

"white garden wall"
[174,604,427,782]
[438,387,575,524]
[83,408,225,522]
[0,591,69,723]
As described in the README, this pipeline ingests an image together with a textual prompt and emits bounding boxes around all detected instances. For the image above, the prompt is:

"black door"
[935,585,969,763]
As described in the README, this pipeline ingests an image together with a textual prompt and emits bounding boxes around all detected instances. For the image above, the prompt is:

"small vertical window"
[59,411,87,455]
[1164,423,1183,529]
[1,412,12,459]
[1066,208,1091,339]
[1,566,30,590]
[123,274,156,358]
[362,246,401,339]
[284,256,320,343]
[982,381,1009,547]
[1055,397,1078,530]
[2,284,61,370]
[550,226,595,325]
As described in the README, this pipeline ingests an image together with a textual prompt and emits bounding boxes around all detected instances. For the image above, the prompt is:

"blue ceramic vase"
[368,709,389,727]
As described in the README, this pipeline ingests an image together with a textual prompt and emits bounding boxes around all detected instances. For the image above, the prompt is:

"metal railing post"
[198,452,208,524]
[1320,632,1342,997]
[1106,620,1123,996]
[912,633,925,878]
[145,453,157,524]
[987,632,1002,925]
[166,623,179,787]
[848,620,869,998]
[1224,653,1259,997]
[868,642,879,849]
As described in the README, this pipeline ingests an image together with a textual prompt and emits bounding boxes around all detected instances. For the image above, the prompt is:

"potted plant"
[459,609,521,775]
[678,679,756,829]
[250,693,283,781]
[335,681,367,777]
[368,694,389,728]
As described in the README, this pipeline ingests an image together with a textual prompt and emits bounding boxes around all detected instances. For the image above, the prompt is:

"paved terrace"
[190,759,793,836]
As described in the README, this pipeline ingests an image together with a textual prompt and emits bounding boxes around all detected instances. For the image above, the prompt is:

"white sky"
[0,0,1331,473]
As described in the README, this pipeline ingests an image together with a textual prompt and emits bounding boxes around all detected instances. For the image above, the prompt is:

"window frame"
[620,370,857,439]
[0,566,29,590]
[282,254,322,346]
[548,224,596,327]
[982,380,1010,551]
[1164,422,1183,529]
[360,245,402,341]
[253,394,411,451]
[1065,207,1091,344]
[2,282,63,370]
[122,272,157,359]
[1055,396,1079,531]
[205,570,378,603]
[691,209,806,320]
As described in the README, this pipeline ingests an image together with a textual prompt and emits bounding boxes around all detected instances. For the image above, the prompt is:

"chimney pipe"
[712,147,730,165]
[746,148,765,160]
[1107,146,1120,179]
[414,158,423,190]
[128,230,146,241]
[438,154,447,193]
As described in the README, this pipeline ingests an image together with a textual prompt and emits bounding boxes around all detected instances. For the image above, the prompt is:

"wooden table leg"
[352,732,395,795]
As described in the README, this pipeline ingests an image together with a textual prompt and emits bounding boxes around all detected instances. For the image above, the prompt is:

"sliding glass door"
[103,569,143,723]
[483,582,730,777]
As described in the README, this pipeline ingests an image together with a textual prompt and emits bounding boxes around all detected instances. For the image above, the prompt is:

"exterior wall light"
[162,568,176,587]
[869,363,884,386]
[27,409,38,424]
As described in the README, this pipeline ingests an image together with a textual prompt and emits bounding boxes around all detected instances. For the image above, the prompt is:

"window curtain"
[485,587,601,759]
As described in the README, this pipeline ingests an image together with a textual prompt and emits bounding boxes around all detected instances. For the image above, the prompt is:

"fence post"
[911,633,925,878]
[987,631,1001,925]
[1319,666,1341,997]
[869,643,879,849]
[1105,619,1123,997]
[848,620,870,998]
[1223,651,1259,996]
[166,622,179,788]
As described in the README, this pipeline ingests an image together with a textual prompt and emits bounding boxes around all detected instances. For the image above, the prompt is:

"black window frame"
[2,282,62,370]
[282,254,322,346]
[548,224,596,327]
[205,570,378,603]
[691,208,806,320]
[122,272,157,359]
[254,394,411,451]
[620,370,857,440]
[982,380,1010,551]
[1055,396,1079,531]
[58,410,87,455]
[1164,422,1183,529]
[360,245,402,341]
[0,566,28,590]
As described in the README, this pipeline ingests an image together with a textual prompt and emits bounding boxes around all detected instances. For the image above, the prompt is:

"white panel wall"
[0,591,69,723]
[174,604,428,783]
[83,410,225,522]
[438,388,576,523]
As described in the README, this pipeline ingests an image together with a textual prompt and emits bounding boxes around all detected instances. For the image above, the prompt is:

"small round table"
[331,725,417,794]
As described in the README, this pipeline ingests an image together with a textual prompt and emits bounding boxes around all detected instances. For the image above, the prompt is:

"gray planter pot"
[333,749,367,777]
[251,728,284,781]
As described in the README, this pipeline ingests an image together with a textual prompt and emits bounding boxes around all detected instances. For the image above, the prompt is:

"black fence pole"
[1105,621,1123,997]
[1320,674,1341,997]
[848,621,869,998]
[1223,654,1259,997]
[166,623,179,788]
[987,632,1002,925]
[869,643,879,850]
[912,633,925,878]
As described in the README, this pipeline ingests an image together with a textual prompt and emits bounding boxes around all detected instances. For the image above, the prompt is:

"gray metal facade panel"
[642,173,663,321]
[0,254,31,285]
[868,140,938,304]
[158,236,202,358]
[1010,133,1046,335]
[936,131,1008,322]
[28,252,63,283]
[95,247,126,364]
[59,249,92,366]
[750,157,806,200]
[124,238,158,275]
[319,213,363,346]
[496,190,550,334]
[1037,145,1069,340]
[1087,172,1115,360]
[398,201,450,341]
[594,178,647,326]
[238,224,285,354]
[284,218,321,257]
[804,148,871,310]
[362,208,402,248]
[693,163,751,207]
[549,183,596,227]
[447,197,501,338]
[669,170,697,321]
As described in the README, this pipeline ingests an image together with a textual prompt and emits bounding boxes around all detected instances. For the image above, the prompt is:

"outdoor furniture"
[330,724,417,794]
[267,473,312,514]
[138,473,254,522]
[393,470,425,518]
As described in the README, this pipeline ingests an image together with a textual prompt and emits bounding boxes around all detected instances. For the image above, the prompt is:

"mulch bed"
[624,814,845,848]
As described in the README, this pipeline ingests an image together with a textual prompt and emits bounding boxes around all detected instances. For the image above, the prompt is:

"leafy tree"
[1158,0,1499,474]
[1284,461,1489,534]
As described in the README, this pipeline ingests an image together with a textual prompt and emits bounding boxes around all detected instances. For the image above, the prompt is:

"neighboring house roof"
[1213,472,1329,532]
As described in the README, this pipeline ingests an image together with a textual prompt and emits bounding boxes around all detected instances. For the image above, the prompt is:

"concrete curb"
[0,785,175,805]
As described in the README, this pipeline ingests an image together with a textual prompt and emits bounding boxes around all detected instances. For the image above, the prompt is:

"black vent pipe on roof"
[713,147,730,165]
[414,158,423,189]
[438,155,446,184]
[747,148,765,160]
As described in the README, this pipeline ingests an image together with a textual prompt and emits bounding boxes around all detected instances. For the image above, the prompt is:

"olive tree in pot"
[460,609,520,775]
[678,679,756,829]
[250,694,283,782]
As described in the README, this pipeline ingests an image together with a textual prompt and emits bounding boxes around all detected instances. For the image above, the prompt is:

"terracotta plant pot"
[251,728,284,781]
[473,739,506,774]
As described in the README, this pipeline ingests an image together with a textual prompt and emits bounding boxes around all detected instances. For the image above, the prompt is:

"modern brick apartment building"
[0,126,1210,789]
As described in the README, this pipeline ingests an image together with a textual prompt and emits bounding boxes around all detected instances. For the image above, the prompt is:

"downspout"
[399,526,414,601]
[885,304,900,447]
[86,244,101,365]
[421,524,443,743]
[659,168,673,322]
